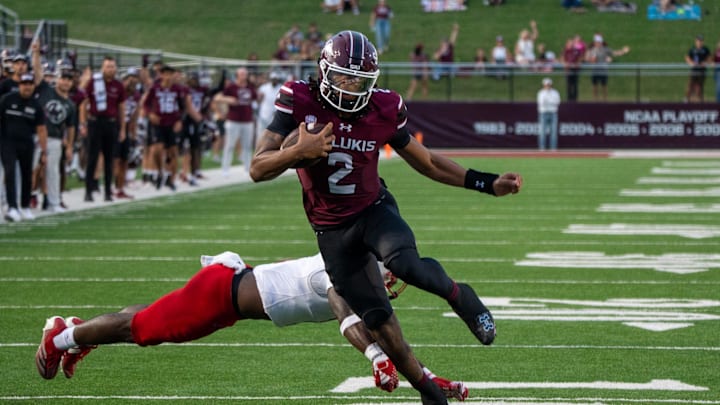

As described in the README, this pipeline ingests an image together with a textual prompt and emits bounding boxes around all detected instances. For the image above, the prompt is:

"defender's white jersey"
[253,254,335,327]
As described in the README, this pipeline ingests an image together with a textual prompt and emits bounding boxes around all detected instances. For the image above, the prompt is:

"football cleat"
[35,316,67,379]
[450,283,496,345]
[432,376,469,401]
[62,317,96,379]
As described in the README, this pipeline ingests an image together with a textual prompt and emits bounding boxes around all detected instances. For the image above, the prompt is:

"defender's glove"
[365,343,398,392]
[373,354,399,392]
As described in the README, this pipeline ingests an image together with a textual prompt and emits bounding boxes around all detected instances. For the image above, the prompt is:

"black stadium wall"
[405,102,720,149]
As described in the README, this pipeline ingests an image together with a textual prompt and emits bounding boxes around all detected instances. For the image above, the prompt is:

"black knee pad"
[362,307,393,330]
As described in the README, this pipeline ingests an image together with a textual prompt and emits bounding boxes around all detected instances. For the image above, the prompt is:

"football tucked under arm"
[279,122,328,169]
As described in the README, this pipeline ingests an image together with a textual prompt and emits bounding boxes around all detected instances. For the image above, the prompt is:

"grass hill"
[4,0,718,63]
[3,0,719,101]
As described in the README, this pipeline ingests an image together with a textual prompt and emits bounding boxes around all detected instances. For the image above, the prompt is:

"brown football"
[281,124,326,168]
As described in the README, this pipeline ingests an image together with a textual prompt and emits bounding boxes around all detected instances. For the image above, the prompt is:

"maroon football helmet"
[318,30,380,113]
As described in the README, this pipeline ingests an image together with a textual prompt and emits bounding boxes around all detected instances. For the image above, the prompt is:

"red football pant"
[131,264,239,346]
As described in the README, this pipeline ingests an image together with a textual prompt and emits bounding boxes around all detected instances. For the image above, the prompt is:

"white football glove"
[372,354,399,392]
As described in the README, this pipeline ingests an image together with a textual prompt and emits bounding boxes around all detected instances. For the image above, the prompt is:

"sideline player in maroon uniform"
[114,68,142,198]
[251,31,522,404]
[181,72,210,185]
[142,65,201,190]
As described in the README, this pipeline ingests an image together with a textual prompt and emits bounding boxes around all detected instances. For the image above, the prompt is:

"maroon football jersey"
[224,82,256,122]
[143,82,186,126]
[276,80,408,226]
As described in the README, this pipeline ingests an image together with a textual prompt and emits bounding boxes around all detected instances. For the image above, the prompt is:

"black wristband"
[464,169,499,195]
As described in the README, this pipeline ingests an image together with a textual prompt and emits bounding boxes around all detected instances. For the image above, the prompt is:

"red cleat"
[62,317,97,379]
[35,316,67,379]
[433,376,469,401]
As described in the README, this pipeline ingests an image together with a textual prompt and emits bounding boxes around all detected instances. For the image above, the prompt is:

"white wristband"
[364,342,384,362]
[339,314,361,336]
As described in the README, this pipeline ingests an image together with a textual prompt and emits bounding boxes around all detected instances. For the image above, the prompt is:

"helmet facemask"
[319,59,379,113]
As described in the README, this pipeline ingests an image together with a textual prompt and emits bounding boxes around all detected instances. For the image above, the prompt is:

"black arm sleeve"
[388,127,412,149]
[265,110,297,137]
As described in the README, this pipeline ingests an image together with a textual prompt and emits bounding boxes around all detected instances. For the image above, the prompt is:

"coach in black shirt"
[0,73,47,222]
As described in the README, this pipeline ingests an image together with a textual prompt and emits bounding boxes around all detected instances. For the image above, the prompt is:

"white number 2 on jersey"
[327,152,355,195]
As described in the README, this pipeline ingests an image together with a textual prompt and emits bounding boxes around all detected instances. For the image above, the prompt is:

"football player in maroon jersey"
[251,30,522,404]
[142,65,202,190]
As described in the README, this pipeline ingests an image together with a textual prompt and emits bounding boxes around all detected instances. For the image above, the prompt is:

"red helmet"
[378,262,407,300]
[318,30,380,113]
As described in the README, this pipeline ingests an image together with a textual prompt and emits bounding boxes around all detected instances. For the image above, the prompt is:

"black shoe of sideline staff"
[84,193,94,202]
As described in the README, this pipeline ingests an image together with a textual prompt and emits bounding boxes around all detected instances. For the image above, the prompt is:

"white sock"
[422,366,436,379]
[53,326,77,350]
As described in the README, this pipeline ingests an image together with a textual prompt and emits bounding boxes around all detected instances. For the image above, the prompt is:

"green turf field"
[1,156,719,404]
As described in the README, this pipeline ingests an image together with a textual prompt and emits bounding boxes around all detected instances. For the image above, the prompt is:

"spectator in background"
[306,22,325,49]
[536,43,556,72]
[562,36,585,102]
[490,35,512,80]
[369,0,393,55]
[684,35,711,103]
[255,71,284,147]
[406,43,429,101]
[214,68,256,176]
[562,0,587,13]
[322,0,359,15]
[80,56,126,202]
[714,39,720,103]
[272,37,291,62]
[537,77,561,151]
[432,23,459,80]
[586,34,630,101]
[284,24,304,55]
[474,47,488,73]
[514,20,539,67]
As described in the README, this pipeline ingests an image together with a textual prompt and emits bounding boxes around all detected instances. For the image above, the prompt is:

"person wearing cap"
[33,58,77,214]
[537,77,561,151]
[684,35,711,103]
[0,72,47,222]
[585,33,630,101]
[0,40,42,97]
[80,56,126,202]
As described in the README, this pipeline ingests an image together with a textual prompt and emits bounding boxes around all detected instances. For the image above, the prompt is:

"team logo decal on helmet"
[318,30,380,113]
